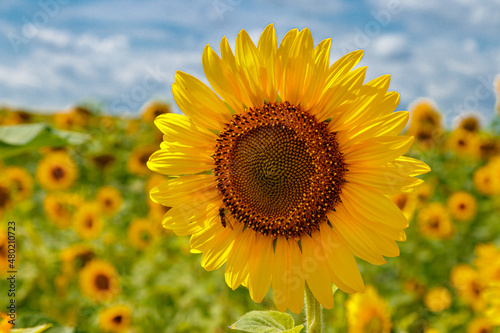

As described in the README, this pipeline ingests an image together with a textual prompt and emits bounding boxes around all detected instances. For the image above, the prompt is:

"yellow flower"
[96,186,123,216]
[1,109,32,125]
[43,193,82,228]
[346,285,392,333]
[60,243,95,276]
[3,166,34,201]
[390,192,417,221]
[415,180,436,205]
[73,203,103,240]
[79,259,120,302]
[488,157,500,194]
[127,145,156,176]
[36,152,78,191]
[467,317,494,333]
[447,191,477,222]
[407,98,443,148]
[473,165,495,195]
[98,305,132,333]
[0,178,14,218]
[141,100,171,123]
[417,203,454,239]
[0,312,13,333]
[474,243,500,271]
[424,287,452,312]
[455,113,481,133]
[450,264,485,311]
[478,136,499,160]
[447,128,480,158]
[147,25,429,313]
[127,218,159,251]
[0,232,12,277]
[483,282,500,325]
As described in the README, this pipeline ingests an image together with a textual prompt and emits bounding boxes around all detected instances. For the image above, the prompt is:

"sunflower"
[0,232,11,276]
[141,100,171,123]
[0,312,13,333]
[43,193,82,228]
[390,192,417,221]
[447,128,480,158]
[450,264,486,311]
[147,25,429,312]
[488,157,500,194]
[450,264,485,311]
[3,166,34,201]
[455,114,481,133]
[473,165,495,195]
[345,285,392,333]
[79,259,120,302]
[36,152,78,191]
[73,203,103,240]
[127,145,156,176]
[99,305,132,333]
[417,203,454,240]
[478,136,499,160]
[406,98,443,148]
[415,180,436,205]
[483,282,500,325]
[127,218,159,251]
[447,191,477,222]
[424,287,452,312]
[467,317,494,333]
[96,186,123,217]
[60,243,95,276]
[0,178,13,218]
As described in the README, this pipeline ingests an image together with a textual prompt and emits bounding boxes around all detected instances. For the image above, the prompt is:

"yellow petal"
[281,28,315,105]
[317,226,365,293]
[248,236,274,303]
[272,237,292,312]
[314,66,367,121]
[172,71,232,129]
[225,228,255,289]
[326,49,364,83]
[202,44,246,113]
[155,113,216,148]
[301,234,334,309]
[147,149,214,175]
[235,29,266,106]
[343,136,414,165]
[257,23,280,102]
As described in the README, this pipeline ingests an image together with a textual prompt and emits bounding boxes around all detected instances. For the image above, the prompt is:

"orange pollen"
[213,101,346,238]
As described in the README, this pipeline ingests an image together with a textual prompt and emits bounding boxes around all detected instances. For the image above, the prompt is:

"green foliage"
[230,311,303,332]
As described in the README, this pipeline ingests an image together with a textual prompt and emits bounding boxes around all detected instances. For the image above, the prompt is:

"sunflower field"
[1,56,500,333]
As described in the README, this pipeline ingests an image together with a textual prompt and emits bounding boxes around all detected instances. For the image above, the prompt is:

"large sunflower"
[148,25,430,313]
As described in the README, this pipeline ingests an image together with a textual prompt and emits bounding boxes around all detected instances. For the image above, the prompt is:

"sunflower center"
[112,315,123,324]
[0,186,10,208]
[214,101,346,238]
[95,274,110,290]
[52,166,66,180]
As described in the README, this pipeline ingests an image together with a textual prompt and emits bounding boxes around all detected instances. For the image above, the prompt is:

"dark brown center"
[112,315,123,324]
[0,186,10,208]
[214,102,346,238]
[52,166,66,180]
[95,274,110,290]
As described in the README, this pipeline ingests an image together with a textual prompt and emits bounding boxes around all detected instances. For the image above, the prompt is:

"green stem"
[305,284,322,333]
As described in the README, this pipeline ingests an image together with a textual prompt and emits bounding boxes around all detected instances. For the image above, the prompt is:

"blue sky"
[1,0,499,125]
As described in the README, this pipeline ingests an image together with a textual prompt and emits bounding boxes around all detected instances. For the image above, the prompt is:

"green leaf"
[11,323,53,333]
[230,310,303,332]
[0,123,90,158]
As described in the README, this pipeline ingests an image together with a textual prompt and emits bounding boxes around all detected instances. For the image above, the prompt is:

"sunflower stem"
[305,284,322,333]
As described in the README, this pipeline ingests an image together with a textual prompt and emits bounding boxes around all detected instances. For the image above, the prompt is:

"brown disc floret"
[214,101,346,238]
